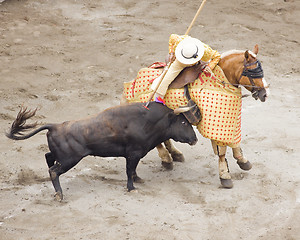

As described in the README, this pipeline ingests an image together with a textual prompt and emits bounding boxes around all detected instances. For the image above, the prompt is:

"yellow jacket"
[168,34,221,70]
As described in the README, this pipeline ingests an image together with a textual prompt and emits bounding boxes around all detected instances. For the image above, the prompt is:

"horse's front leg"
[164,140,185,162]
[232,146,252,171]
[156,143,173,170]
[211,140,233,188]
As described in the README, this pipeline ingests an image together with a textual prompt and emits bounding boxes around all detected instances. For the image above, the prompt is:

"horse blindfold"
[242,60,264,79]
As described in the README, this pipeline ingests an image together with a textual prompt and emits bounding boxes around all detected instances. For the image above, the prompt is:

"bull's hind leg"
[48,157,81,201]
[157,143,173,170]
[164,140,185,162]
[45,152,55,168]
[232,146,252,171]
[49,163,65,201]
[211,140,233,188]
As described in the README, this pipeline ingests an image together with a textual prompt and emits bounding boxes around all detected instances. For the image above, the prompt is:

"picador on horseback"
[122,28,269,188]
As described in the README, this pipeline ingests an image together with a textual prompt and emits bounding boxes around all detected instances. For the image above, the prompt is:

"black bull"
[6,102,197,200]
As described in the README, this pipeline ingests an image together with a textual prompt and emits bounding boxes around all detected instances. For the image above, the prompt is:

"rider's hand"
[202,65,212,74]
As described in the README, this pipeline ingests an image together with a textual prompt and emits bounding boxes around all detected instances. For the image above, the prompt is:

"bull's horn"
[174,105,194,115]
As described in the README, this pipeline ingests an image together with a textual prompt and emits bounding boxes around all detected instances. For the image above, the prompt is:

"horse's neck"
[218,53,244,86]
[169,53,245,89]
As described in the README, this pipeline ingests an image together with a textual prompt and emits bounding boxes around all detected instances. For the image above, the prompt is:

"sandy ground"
[0,0,299,239]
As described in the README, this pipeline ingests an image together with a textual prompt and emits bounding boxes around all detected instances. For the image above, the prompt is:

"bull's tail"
[6,107,52,140]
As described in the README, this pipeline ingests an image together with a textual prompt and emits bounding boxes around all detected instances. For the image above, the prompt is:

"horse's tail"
[6,107,52,140]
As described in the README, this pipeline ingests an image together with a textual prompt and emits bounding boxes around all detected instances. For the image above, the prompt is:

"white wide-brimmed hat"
[175,37,204,65]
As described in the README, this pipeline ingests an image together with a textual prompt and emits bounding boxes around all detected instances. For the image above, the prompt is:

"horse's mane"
[221,50,257,59]
[221,50,243,59]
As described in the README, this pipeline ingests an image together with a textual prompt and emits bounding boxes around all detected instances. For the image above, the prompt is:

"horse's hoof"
[161,161,173,170]
[237,161,252,171]
[220,178,233,189]
[54,192,63,202]
[172,153,185,162]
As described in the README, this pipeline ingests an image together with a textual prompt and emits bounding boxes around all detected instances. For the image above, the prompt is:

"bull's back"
[47,103,170,159]
[82,103,170,157]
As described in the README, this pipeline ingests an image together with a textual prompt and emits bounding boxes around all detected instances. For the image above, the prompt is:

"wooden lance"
[144,0,208,108]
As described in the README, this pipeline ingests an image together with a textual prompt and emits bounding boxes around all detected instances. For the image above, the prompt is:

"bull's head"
[170,105,198,146]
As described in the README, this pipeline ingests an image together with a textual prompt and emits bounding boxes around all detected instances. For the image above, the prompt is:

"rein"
[203,59,267,99]
[211,60,266,89]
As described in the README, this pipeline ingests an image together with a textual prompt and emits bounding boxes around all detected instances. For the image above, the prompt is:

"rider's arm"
[202,43,221,70]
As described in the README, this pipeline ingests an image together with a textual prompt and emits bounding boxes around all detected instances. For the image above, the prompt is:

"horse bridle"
[237,59,264,99]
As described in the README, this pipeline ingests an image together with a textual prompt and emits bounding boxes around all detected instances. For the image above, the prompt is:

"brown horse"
[123,44,269,188]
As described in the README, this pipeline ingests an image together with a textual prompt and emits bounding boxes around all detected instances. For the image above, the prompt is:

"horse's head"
[239,45,270,102]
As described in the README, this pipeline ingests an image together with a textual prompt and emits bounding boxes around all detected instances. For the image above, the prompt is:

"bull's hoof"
[161,161,173,170]
[220,178,233,189]
[172,153,185,162]
[54,192,63,202]
[127,186,136,192]
[128,188,138,193]
[237,161,252,171]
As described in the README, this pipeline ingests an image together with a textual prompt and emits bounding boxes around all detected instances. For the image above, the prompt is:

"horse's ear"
[244,50,250,60]
[253,44,259,55]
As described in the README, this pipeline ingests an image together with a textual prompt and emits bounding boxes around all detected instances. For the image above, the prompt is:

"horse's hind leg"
[232,146,252,171]
[164,140,185,162]
[157,143,173,170]
[211,140,233,188]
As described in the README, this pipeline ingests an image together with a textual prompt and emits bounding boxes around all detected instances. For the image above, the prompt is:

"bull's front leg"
[126,156,141,191]
[232,146,252,171]
[211,140,233,188]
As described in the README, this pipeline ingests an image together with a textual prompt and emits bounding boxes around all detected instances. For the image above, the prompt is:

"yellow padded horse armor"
[123,65,242,147]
